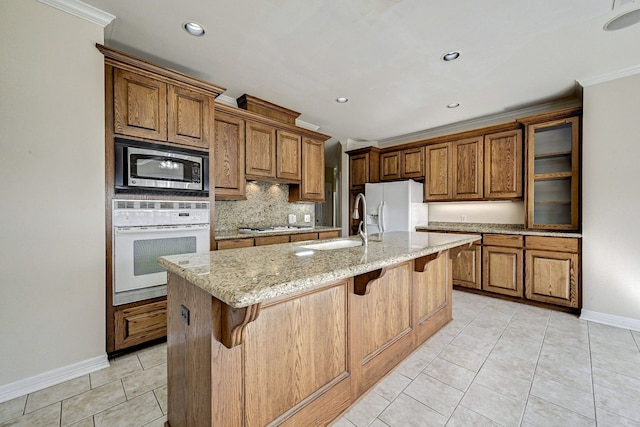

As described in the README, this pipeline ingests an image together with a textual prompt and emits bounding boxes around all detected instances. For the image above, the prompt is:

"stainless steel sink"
[301,239,363,250]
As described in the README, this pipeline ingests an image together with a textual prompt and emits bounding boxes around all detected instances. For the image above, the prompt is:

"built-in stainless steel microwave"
[115,138,209,196]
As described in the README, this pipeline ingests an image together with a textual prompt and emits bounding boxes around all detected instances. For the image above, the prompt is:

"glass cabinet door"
[527,117,579,230]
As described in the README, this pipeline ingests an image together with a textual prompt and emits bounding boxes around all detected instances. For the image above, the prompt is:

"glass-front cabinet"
[526,116,580,230]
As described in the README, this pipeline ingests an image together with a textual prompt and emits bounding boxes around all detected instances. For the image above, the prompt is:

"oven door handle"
[114,225,210,235]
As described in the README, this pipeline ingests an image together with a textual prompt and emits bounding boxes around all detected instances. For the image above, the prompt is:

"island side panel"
[413,250,453,345]
[166,272,243,427]
[243,279,352,427]
[349,260,415,396]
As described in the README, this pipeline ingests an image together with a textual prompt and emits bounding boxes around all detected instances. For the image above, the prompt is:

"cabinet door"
[276,130,301,181]
[484,129,522,199]
[114,300,167,350]
[245,121,277,178]
[214,113,246,200]
[401,147,425,179]
[299,137,325,201]
[350,153,369,190]
[380,151,401,181]
[482,246,523,297]
[452,244,481,289]
[525,250,579,308]
[113,68,167,140]
[453,137,483,200]
[424,143,452,201]
[167,85,211,149]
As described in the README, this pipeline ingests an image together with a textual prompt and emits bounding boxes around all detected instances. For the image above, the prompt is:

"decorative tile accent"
[215,181,314,231]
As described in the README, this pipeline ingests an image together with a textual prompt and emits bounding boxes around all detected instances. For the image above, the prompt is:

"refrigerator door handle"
[378,201,385,233]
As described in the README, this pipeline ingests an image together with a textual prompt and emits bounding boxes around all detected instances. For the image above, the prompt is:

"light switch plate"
[288,214,296,224]
[304,214,311,223]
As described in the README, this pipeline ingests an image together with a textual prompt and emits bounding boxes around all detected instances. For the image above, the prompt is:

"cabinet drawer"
[319,230,340,240]
[290,232,319,242]
[114,300,167,350]
[483,234,523,248]
[525,236,579,253]
[217,238,254,250]
[255,235,290,246]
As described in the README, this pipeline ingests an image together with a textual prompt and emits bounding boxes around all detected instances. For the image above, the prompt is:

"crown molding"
[37,0,115,27]
[215,94,238,107]
[378,98,581,148]
[295,118,321,132]
[577,64,640,87]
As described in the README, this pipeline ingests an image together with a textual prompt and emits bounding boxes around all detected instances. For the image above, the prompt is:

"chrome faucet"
[352,193,368,247]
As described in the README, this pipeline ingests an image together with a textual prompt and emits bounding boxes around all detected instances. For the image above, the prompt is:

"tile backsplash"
[215,181,315,231]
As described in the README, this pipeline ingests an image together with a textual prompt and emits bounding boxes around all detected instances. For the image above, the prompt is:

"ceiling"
[85,0,640,161]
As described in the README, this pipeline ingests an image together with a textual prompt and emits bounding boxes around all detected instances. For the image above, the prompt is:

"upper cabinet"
[276,130,302,182]
[424,142,452,201]
[348,147,380,191]
[245,121,277,179]
[524,115,580,230]
[290,137,325,202]
[214,112,246,200]
[111,63,217,150]
[484,129,523,199]
[452,136,484,200]
[380,147,425,181]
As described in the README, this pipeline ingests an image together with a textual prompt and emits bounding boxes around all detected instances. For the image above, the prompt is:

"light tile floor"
[1,290,639,426]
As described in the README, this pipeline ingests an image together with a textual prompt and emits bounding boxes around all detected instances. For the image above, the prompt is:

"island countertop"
[158,231,480,308]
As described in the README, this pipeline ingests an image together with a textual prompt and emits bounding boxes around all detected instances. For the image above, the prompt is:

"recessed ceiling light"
[442,51,461,62]
[447,103,460,109]
[183,22,205,36]
[336,97,349,103]
[604,8,640,31]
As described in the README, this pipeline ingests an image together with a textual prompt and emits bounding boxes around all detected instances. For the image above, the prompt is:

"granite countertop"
[215,225,342,241]
[158,231,480,308]
[418,222,582,238]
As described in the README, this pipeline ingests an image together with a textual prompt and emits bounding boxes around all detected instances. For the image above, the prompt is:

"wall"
[215,182,314,231]
[0,0,107,394]
[581,72,640,326]
[428,201,525,224]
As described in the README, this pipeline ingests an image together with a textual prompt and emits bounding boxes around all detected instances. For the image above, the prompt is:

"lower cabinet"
[114,300,167,350]
[482,235,524,297]
[452,240,482,289]
[524,236,580,308]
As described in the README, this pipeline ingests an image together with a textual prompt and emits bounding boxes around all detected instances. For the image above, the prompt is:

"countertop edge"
[159,233,480,308]
[214,226,342,241]
[418,223,582,238]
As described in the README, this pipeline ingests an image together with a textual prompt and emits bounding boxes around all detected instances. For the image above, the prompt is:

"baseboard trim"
[580,309,640,332]
[0,354,109,404]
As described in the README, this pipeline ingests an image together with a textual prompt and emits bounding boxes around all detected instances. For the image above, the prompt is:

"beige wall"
[0,1,106,386]
[582,72,640,322]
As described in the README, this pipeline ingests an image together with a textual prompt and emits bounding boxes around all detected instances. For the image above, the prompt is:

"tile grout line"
[586,321,599,425]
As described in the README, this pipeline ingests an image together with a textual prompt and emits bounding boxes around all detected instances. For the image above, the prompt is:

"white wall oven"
[115,138,209,196]
[112,200,210,305]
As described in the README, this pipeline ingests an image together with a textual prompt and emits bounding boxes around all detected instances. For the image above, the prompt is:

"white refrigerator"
[364,180,428,233]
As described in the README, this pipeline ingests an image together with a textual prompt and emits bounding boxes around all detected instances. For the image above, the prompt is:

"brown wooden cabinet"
[214,112,246,200]
[113,68,167,141]
[453,136,484,200]
[216,229,341,250]
[482,234,524,297]
[525,236,580,308]
[524,115,580,230]
[424,142,452,201]
[276,130,301,181]
[484,129,523,199]
[348,147,380,191]
[113,68,213,149]
[452,240,482,289]
[380,151,401,181]
[114,299,167,350]
[245,121,277,179]
[290,137,325,202]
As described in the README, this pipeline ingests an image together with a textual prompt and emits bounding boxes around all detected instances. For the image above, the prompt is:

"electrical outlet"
[304,214,311,223]
[288,214,296,224]
[460,215,467,222]
[181,305,190,326]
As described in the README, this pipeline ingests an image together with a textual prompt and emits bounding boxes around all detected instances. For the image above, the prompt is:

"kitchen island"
[158,231,480,427]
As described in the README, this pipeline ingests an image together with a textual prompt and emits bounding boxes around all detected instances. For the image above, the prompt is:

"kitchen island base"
[165,249,456,427]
